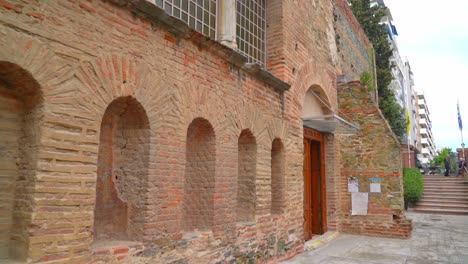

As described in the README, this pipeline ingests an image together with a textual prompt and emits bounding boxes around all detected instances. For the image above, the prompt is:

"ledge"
[121,0,291,93]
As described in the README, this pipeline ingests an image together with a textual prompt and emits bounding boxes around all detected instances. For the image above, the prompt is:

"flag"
[390,24,398,36]
[406,109,410,133]
[458,102,463,130]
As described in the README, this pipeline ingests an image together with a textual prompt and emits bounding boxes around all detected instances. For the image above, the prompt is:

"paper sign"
[351,192,368,215]
[370,177,381,193]
[348,176,359,193]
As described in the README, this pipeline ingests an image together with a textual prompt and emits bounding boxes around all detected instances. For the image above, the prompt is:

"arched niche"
[0,61,42,261]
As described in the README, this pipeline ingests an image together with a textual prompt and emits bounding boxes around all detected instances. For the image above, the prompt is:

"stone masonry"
[0,0,411,263]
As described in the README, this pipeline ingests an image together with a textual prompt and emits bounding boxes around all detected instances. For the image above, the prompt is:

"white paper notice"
[348,176,359,192]
[351,192,368,215]
[370,177,381,193]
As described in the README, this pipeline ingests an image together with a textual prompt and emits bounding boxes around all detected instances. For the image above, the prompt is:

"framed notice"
[370,177,381,193]
[348,176,359,193]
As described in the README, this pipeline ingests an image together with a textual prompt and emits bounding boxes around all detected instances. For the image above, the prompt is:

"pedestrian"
[458,158,466,177]
[444,154,450,176]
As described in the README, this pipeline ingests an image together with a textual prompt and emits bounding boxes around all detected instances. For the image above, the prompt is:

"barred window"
[236,0,266,67]
[156,0,217,39]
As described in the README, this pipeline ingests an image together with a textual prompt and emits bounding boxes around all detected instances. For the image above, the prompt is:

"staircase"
[413,175,468,214]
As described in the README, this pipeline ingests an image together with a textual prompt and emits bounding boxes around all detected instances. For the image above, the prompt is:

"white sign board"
[348,176,359,193]
[351,192,368,215]
[370,177,381,193]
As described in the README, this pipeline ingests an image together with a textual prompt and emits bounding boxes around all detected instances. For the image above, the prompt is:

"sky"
[383,0,468,151]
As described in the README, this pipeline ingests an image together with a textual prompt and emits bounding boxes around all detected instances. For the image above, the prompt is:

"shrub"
[403,167,423,205]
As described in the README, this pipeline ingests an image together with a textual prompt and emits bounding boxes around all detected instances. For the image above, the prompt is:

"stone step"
[421,195,468,200]
[423,179,468,182]
[423,190,468,193]
[423,179,468,183]
[418,199,468,204]
[423,187,468,192]
[422,191,468,196]
[412,207,468,215]
[423,175,467,179]
[415,203,468,210]
[423,184,468,190]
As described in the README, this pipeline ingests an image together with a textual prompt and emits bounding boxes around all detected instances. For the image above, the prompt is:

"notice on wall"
[370,177,381,193]
[347,176,359,193]
[351,192,368,215]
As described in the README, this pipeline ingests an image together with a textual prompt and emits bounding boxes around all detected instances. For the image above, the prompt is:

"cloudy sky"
[383,0,468,151]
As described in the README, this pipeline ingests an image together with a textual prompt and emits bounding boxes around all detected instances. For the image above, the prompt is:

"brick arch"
[286,60,337,122]
[183,117,216,231]
[172,81,229,140]
[0,61,42,261]
[0,29,58,91]
[226,100,269,145]
[75,53,174,127]
[237,128,257,222]
[94,96,150,242]
[265,117,289,147]
[271,138,286,215]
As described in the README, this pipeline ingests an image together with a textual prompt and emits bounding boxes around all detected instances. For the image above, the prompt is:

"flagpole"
[458,100,465,162]
[461,129,465,161]
[408,136,411,167]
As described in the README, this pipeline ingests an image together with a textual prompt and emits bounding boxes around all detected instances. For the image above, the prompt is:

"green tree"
[430,148,456,173]
[349,0,406,139]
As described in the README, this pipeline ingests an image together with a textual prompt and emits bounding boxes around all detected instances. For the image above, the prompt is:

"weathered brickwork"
[0,0,410,263]
[237,129,257,223]
[338,82,412,238]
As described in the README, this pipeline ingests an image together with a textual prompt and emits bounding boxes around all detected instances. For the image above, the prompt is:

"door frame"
[303,127,327,239]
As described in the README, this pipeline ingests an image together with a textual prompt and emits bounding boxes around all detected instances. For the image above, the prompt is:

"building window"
[156,0,217,39]
[236,0,266,66]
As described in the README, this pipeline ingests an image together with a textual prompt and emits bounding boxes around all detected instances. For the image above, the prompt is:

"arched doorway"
[302,87,328,240]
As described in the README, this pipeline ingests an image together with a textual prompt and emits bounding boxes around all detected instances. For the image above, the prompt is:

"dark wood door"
[303,127,326,240]
[310,140,323,235]
[303,138,312,240]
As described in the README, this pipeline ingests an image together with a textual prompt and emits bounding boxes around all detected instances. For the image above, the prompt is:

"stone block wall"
[337,81,412,238]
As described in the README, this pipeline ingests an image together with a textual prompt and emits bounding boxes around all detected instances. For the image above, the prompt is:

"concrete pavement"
[282,212,468,264]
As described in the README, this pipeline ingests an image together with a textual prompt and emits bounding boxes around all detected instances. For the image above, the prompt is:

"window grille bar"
[156,0,217,39]
[235,0,266,67]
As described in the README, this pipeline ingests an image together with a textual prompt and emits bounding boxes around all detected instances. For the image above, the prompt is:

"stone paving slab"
[282,212,468,264]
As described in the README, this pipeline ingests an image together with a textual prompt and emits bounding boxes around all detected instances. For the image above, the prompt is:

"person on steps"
[444,154,450,176]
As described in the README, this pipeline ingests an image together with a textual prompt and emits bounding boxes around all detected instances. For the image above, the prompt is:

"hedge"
[403,167,423,204]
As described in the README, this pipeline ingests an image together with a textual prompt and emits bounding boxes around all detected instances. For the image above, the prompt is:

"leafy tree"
[430,148,456,173]
[349,0,406,139]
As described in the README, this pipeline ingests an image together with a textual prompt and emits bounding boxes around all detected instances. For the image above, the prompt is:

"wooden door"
[303,127,326,240]
[310,140,323,235]
[303,138,312,240]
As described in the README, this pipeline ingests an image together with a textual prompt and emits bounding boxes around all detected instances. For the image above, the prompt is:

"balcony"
[419,118,427,128]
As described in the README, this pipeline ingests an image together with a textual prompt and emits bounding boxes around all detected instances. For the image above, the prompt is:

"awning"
[302,114,360,134]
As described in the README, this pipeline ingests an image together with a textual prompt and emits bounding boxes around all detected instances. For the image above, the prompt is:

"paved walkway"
[282,212,468,264]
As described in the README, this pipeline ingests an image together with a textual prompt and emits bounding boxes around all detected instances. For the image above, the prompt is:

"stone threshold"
[304,231,339,251]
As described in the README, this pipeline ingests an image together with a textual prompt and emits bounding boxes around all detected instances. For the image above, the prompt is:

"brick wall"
[0,0,409,262]
[237,129,257,222]
[334,0,373,78]
[183,118,216,232]
[338,81,412,238]
[0,62,42,261]
[94,96,149,241]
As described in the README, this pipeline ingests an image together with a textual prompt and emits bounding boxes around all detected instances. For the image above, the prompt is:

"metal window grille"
[155,0,217,39]
[236,0,266,67]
